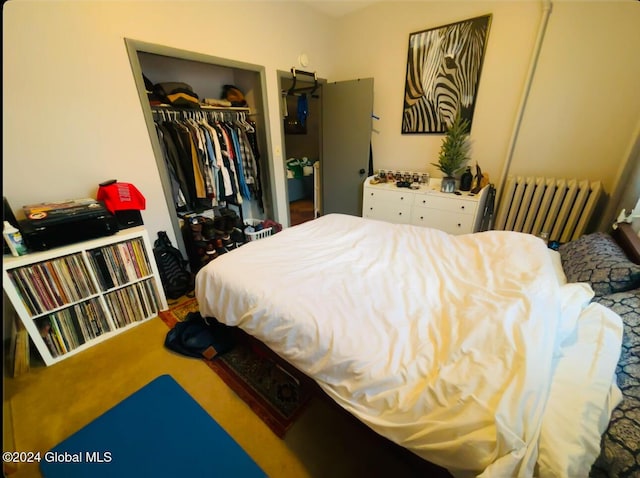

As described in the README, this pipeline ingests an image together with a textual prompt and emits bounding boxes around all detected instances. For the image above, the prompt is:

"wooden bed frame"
[612,222,640,264]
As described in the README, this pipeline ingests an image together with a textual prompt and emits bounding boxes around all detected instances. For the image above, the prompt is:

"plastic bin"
[244,219,272,242]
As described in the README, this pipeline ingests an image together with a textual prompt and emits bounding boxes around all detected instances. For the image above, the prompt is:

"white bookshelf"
[2,227,168,366]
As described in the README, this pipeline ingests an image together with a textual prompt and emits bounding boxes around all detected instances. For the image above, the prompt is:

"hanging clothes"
[152,108,263,212]
[244,118,264,211]
[297,94,308,127]
[222,121,251,200]
[155,123,187,209]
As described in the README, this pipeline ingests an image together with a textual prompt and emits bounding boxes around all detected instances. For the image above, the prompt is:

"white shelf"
[2,227,168,366]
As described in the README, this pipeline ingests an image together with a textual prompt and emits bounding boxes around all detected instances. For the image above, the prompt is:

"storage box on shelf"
[362,176,489,234]
[2,226,168,366]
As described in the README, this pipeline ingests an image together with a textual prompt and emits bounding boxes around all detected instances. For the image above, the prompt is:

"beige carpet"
[3,311,442,478]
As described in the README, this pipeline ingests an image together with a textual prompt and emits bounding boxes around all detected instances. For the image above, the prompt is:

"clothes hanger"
[234,112,254,133]
[242,112,255,133]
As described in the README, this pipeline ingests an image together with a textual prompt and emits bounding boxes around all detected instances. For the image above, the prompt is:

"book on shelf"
[55,311,76,350]
[144,278,160,314]
[134,281,151,318]
[86,299,107,337]
[51,315,72,353]
[38,321,59,358]
[9,268,40,316]
[93,300,111,335]
[26,266,56,312]
[56,256,79,302]
[102,293,115,328]
[66,307,86,347]
[128,240,143,277]
[49,317,68,355]
[118,242,138,282]
[88,248,115,290]
[117,286,135,325]
[39,319,64,357]
[70,304,89,343]
[103,246,124,286]
[70,254,96,297]
[49,259,72,304]
[143,279,159,316]
[130,285,145,321]
[63,255,85,300]
[131,239,151,276]
[36,262,64,308]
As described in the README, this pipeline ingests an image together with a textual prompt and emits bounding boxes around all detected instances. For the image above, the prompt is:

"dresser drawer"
[363,201,412,224]
[363,187,414,224]
[413,195,475,215]
[364,188,413,205]
[411,207,474,234]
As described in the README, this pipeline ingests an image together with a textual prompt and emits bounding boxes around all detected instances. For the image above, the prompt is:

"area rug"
[40,374,266,478]
[159,299,312,438]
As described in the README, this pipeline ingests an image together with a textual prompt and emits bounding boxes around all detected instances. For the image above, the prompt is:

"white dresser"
[362,177,489,234]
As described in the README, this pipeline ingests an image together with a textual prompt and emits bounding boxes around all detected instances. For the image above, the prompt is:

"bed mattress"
[195,214,623,477]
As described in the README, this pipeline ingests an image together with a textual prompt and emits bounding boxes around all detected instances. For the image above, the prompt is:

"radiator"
[494,176,602,243]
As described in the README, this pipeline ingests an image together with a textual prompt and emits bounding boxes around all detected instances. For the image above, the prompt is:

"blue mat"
[40,374,266,478]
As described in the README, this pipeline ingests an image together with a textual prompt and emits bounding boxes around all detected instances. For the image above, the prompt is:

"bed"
[195,214,640,477]
[560,223,640,478]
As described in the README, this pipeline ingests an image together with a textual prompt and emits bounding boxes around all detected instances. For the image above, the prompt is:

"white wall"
[509,1,640,190]
[333,1,542,188]
[4,0,639,246]
[335,0,639,198]
[2,0,338,246]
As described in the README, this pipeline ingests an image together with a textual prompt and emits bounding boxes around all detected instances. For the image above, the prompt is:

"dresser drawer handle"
[457,223,461,227]
[460,205,465,210]
[399,212,403,215]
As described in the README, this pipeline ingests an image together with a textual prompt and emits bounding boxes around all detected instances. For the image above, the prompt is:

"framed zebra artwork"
[402,14,492,134]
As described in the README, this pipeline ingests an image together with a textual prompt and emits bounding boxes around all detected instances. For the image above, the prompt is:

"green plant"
[431,115,471,178]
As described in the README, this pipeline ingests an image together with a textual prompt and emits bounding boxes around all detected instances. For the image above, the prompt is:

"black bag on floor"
[165,312,235,359]
[153,231,195,300]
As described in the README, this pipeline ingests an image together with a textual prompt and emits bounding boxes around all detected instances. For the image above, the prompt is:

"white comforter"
[196,214,623,477]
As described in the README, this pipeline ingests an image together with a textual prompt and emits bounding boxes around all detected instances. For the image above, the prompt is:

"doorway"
[280,72,322,226]
[279,72,375,226]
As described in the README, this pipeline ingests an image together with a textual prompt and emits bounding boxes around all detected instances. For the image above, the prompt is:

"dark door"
[322,78,374,216]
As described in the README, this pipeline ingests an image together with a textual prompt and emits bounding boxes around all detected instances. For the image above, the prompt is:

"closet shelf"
[151,104,251,112]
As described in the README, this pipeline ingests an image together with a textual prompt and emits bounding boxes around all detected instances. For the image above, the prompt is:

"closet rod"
[151,105,251,112]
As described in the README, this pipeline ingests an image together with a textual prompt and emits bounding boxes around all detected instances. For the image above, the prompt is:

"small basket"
[244,219,272,242]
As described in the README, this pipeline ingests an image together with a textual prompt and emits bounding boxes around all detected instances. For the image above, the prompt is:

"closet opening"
[125,39,276,274]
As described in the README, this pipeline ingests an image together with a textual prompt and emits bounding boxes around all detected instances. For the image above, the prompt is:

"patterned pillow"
[589,289,640,478]
[559,232,640,297]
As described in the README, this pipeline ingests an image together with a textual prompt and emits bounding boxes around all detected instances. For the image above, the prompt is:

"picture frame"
[401,14,492,134]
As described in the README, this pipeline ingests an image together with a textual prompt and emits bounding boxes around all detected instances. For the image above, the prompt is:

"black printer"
[20,198,119,251]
